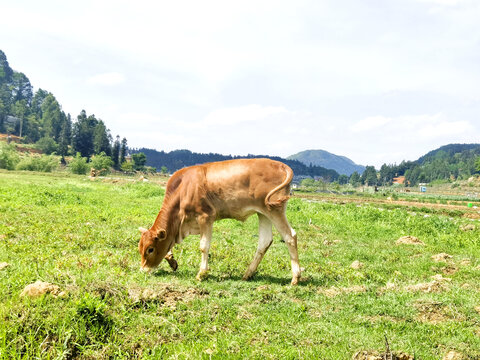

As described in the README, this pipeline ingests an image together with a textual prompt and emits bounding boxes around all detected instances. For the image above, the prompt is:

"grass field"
[1,170,480,359]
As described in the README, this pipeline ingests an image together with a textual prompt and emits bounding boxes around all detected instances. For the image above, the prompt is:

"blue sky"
[1,0,479,168]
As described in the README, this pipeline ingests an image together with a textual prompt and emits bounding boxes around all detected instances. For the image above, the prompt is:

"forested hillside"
[0,50,127,164]
[378,144,480,186]
[130,148,340,181]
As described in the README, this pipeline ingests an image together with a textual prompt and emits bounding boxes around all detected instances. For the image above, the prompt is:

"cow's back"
[200,158,291,220]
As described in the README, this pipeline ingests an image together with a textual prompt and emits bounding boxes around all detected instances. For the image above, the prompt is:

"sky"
[1,0,479,168]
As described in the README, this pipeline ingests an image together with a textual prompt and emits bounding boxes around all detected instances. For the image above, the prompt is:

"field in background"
[1,170,480,359]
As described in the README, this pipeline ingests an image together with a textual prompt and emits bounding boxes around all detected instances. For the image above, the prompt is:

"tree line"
[0,50,129,169]
[129,148,341,181]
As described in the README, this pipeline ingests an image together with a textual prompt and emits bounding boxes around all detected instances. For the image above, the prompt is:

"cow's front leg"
[196,220,213,281]
[164,250,178,271]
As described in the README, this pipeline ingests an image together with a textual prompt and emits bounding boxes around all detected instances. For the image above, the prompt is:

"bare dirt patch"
[404,274,451,293]
[443,350,465,360]
[20,280,67,298]
[352,350,413,360]
[351,260,364,270]
[396,236,424,246]
[128,284,207,309]
[459,259,471,266]
[323,239,342,246]
[379,274,451,294]
[460,224,476,232]
[441,265,458,275]
[413,300,458,324]
[432,253,453,262]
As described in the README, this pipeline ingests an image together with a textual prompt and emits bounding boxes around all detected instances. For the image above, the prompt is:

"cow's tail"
[265,164,294,210]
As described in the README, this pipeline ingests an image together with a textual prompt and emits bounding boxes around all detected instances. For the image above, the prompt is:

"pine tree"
[112,135,121,170]
[120,137,127,165]
[93,120,112,156]
[72,110,98,158]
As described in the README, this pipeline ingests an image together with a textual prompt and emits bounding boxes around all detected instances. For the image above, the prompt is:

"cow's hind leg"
[196,219,213,281]
[270,211,301,285]
[243,213,273,281]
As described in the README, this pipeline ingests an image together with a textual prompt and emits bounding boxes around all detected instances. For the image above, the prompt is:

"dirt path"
[294,193,480,219]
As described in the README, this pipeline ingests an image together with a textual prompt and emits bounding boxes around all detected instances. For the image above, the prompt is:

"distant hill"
[287,149,365,176]
[130,148,340,181]
[416,143,480,165]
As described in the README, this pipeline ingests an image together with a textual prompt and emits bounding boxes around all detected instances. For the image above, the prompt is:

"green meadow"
[1,170,480,359]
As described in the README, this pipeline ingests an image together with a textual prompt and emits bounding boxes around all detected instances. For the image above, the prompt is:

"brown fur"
[138,158,301,284]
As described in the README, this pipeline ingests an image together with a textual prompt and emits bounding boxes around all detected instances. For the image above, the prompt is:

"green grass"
[1,170,480,359]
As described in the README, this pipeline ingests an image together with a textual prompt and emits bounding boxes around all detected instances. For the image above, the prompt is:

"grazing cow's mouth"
[140,264,156,274]
[140,265,155,273]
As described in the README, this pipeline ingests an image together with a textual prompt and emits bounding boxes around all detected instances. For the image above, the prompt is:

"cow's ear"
[139,227,148,234]
[157,229,167,241]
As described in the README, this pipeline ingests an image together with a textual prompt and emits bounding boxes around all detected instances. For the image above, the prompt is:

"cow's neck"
[150,195,181,240]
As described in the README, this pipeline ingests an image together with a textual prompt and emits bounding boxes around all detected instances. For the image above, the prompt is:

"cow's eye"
[147,247,154,255]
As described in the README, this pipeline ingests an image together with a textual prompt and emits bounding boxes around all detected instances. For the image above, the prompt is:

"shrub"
[69,153,89,175]
[16,155,58,172]
[0,143,20,170]
[35,136,58,155]
[90,152,113,175]
[120,161,134,173]
[145,166,157,174]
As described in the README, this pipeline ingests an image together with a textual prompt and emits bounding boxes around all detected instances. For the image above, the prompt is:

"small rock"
[0,262,9,270]
[350,260,364,270]
[20,281,66,298]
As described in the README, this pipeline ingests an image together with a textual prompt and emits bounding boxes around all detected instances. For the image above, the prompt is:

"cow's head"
[138,227,173,272]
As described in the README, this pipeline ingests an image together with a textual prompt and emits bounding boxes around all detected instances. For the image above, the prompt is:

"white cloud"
[418,120,473,137]
[87,72,125,86]
[202,105,291,126]
[415,0,463,5]
[349,116,391,132]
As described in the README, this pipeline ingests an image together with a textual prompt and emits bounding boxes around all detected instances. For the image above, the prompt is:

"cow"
[138,158,301,285]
